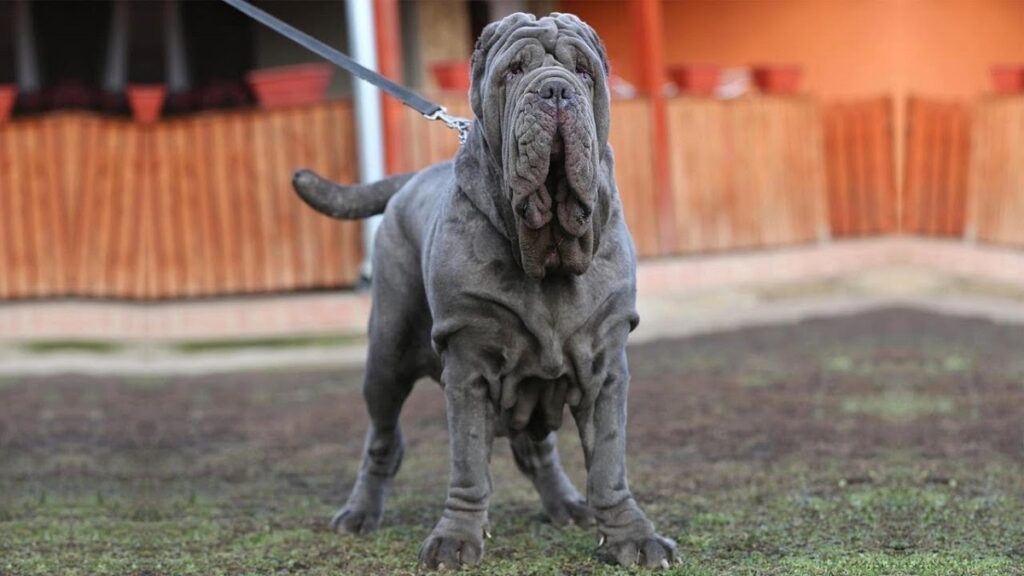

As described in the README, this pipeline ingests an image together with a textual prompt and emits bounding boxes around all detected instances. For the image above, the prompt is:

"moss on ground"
[1,309,1023,575]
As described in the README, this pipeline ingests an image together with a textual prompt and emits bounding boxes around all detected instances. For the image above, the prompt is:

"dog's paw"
[602,533,677,569]
[329,502,381,535]
[418,531,484,570]
[544,494,595,527]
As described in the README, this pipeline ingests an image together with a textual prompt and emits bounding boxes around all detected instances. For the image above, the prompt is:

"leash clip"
[425,107,472,145]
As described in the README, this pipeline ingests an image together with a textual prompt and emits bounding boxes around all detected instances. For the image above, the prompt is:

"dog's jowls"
[292,12,677,570]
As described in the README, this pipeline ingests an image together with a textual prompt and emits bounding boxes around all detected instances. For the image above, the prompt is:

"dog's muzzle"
[506,69,598,278]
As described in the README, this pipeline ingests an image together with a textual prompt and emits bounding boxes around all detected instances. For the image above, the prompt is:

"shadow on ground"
[1,309,1023,575]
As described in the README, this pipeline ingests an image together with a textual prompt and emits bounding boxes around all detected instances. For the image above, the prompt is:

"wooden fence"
[966,97,1024,247]
[903,97,972,237]
[1,94,1022,300]
[823,98,898,236]
[665,96,828,254]
[0,104,363,300]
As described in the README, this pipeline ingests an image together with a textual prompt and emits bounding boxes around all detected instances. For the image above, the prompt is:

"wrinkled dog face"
[471,13,612,279]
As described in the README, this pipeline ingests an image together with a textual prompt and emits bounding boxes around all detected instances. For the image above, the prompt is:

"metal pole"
[165,0,191,94]
[103,0,129,93]
[13,0,41,93]
[346,0,385,281]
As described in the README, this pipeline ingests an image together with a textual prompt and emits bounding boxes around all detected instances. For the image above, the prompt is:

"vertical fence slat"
[968,97,1024,247]
[902,97,971,237]
[823,97,897,237]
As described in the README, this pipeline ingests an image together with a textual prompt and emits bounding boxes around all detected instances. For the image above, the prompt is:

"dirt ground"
[1,308,1023,575]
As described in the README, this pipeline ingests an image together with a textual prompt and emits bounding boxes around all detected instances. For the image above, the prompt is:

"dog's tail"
[291,169,416,219]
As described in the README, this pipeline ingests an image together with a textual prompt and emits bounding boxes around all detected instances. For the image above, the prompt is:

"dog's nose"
[539,78,574,101]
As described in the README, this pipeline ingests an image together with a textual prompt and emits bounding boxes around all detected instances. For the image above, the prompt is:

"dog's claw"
[598,534,606,547]
[484,529,492,539]
[661,559,670,569]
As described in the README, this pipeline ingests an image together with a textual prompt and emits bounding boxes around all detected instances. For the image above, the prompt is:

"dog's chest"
[449,275,634,384]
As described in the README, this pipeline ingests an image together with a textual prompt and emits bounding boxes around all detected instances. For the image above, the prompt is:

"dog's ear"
[470,13,537,121]
[469,21,501,120]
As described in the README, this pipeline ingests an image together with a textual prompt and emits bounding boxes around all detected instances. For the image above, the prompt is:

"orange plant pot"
[668,65,721,96]
[991,65,1024,95]
[752,65,802,95]
[431,60,471,91]
[0,85,15,123]
[127,84,167,124]
[247,63,333,110]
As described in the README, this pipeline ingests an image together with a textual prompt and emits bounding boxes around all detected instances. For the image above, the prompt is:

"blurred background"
[2,2,1024,573]
[0,0,1022,306]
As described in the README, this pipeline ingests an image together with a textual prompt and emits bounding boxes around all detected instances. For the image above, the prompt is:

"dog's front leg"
[419,362,494,570]
[575,350,677,568]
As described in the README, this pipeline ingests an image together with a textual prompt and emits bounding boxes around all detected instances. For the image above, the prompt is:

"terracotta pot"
[752,65,802,95]
[431,60,471,91]
[127,84,167,124]
[247,63,333,110]
[667,65,722,96]
[0,85,15,123]
[991,65,1024,95]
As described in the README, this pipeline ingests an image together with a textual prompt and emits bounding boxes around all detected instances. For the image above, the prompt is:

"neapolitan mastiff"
[293,12,676,569]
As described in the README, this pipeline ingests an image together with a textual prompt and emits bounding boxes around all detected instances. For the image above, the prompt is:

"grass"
[2,461,1022,575]
[170,333,365,354]
[1,309,1023,575]
[9,334,366,358]
[18,340,124,355]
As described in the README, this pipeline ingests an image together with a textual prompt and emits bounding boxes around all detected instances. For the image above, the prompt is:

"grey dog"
[292,12,676,570]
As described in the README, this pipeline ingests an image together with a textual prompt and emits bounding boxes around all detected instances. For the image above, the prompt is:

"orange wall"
[562,0,1024,101]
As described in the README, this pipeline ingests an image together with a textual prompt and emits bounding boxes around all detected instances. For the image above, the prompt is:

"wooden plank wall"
[0,117,72,299]
[664,96,828,254]
[0,103,362,300]
[824,98,898,236]
[7,94,1019,301]
[903,97,972,236]
[607,99,660,258]
[966,97,1024,247]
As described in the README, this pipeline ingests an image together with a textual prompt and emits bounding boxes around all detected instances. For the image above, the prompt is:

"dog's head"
[461,13,613,279]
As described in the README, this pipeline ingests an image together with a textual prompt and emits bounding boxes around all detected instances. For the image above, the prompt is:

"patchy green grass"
[170,333,365,354]
[2,309,1024,575]
[840,389,955,420]
[18,339,124,355]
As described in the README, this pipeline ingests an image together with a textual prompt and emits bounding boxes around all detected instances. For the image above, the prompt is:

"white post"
[103,0,129,93]
[165,0,190,94]
[13,0,41,93]
[346,0,385,281]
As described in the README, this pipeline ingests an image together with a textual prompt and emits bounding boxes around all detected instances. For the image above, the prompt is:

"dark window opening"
[468,0,491,50]
[0,3,15,85]
[24,0,113,114]
[172,0,255,115]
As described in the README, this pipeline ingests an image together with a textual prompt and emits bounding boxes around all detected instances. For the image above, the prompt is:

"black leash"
[222,0,471,143]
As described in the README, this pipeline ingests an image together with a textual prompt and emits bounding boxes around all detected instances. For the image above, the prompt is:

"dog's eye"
[576,67,591,82]
[506,63,523,81]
